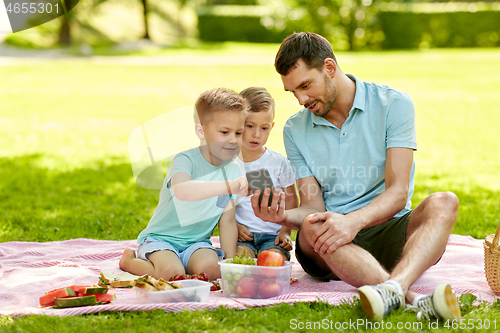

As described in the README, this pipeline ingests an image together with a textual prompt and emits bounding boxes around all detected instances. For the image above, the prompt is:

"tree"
[271,0,382,50]
[141,0,151,39]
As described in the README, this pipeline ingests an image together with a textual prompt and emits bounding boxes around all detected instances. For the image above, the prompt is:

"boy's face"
[201,110,245,165]
[242,108,275,152]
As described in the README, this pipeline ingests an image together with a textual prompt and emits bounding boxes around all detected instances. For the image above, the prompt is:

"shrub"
[379,3,500,49]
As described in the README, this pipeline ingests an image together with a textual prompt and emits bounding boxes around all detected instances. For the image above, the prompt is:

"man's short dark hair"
[274,32,337,76]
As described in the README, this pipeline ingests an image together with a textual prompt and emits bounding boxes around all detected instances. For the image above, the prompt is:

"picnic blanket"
[0,234,497,317]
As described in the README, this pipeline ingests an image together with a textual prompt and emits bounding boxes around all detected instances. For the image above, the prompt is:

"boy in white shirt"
[236,87,299,261]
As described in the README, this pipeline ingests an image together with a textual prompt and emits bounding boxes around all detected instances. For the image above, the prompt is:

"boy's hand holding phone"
[230,176,249,197]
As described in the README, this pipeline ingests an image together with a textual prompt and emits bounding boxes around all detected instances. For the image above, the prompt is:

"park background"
[1,0,500,331]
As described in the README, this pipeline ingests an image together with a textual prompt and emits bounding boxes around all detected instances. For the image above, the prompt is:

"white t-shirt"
[235,148,296,234]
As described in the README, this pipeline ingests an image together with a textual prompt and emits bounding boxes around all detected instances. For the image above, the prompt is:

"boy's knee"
[267,248,288,261]
[156,265,184,281]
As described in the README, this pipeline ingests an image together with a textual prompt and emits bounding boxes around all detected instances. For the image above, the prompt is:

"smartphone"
[245,168,278,206]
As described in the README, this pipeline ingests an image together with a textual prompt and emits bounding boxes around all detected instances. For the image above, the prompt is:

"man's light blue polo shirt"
[283,74,417,218]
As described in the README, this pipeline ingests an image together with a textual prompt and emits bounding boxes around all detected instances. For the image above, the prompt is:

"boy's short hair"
[239,87,275,119]
[275,32,337,76]
[195,88,248,125]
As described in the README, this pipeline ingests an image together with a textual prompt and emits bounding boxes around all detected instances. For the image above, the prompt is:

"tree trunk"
[58,15,71,45]
[142,0,150,40]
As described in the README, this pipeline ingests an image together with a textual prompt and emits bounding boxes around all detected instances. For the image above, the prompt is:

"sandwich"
[98,271,183,291]
[132,275,183,291]
[99,271,144,288]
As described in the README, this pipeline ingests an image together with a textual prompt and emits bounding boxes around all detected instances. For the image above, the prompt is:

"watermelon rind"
[54,295,97,308]
[84,287,108,294]
[39,288,76,307]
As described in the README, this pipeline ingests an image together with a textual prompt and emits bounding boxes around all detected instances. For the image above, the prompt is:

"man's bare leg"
[389,192,459,303]
[356,192,460,320]
[298,220,390,287]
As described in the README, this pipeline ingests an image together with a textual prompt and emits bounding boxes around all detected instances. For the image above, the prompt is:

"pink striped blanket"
[0,235,496,317]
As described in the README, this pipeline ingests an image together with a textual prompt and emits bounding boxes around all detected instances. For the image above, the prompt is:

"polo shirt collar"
[311,74,366,127]
[347,74,366,113]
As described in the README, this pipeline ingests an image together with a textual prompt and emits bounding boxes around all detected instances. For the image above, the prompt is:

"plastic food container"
[218,259,293,299]
[135,280,212,303]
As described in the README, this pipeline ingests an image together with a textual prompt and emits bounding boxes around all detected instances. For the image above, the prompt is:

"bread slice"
[132,280,159,291]
[99,271,144,288]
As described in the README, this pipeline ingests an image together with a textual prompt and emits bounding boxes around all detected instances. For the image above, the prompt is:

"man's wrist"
[346,210,369,231]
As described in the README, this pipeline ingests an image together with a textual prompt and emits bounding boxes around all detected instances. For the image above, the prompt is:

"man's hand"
[230,176,248,197]
[275,231,292,251]
[250,188,287,224]
[307,212,361,255]
[236,223,253,242]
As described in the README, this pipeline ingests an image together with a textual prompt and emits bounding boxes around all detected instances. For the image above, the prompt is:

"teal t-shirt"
[137,147,242,251]
[283,74,417,218]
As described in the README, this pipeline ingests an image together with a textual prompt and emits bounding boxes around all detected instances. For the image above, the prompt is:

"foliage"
[4,0,200,48]
[197,1,500,50]
[196,0,383,49]
[197,11,288,43]
[380,9,500,49]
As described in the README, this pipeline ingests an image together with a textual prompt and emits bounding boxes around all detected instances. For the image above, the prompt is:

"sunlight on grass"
[1,46,499,241]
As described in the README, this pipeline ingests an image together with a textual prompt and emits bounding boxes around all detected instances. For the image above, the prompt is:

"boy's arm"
[218,200,238,259]
[171,172,247,201]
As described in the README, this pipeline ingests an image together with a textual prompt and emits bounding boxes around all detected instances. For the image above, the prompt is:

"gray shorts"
[138,236,224,271]
[295,210,412,279]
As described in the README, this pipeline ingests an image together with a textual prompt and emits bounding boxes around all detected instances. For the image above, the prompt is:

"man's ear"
[324,58,337,78]
[195,123,204,140]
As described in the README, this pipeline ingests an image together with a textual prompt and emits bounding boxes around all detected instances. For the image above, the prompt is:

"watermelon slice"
[84,287,108,295]
[66,285,89,296]
[54,295,97,308]
[39,288,76,307]
[95,293,116,303]
[66,285,109,296]
[41,285,116,308]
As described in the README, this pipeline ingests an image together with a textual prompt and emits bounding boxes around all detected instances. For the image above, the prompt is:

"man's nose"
[294,91,309,106]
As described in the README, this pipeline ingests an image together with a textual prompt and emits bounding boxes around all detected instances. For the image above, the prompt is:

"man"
[251,32,461,321]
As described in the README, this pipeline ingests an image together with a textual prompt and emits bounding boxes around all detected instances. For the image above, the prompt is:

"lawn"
[1,43,500,331]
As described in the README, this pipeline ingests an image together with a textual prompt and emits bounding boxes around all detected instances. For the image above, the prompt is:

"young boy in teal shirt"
[119,88,248,281]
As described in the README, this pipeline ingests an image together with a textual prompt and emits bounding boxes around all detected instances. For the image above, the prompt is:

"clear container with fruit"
[218,250,293,299]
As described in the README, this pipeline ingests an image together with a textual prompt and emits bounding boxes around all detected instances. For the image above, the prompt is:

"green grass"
[1,44,500,331]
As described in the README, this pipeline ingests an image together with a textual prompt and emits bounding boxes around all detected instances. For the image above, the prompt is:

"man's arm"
[308,147,413,254]
[171,172,248,201]
[349,147,413,228]
[251,176,326,230]
[218,200,238,259]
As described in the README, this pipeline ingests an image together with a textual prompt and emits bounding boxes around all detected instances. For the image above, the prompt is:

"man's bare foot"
[119,248,136,271]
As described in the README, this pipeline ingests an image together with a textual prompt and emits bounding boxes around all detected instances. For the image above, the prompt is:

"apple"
[257,250,285,278]
[257,250,285,267]
[258,280,282,298]
[235,277,258,298]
